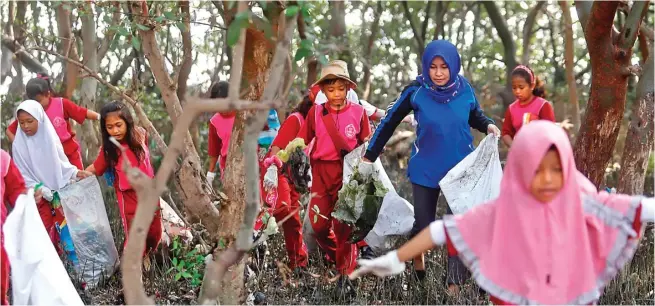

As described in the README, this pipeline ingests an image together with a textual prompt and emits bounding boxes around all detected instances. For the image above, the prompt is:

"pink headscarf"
[444,120,642,304]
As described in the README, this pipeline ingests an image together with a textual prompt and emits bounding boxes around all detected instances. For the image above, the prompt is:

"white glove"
[206,172,216,184]
[38,185,54,202]
[263,164,279,191]
[349,250,405,279]
[358,160,375,177]
[487,124,501,137]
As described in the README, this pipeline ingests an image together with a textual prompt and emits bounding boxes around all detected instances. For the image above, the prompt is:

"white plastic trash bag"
[342,143,395,193]
[3,189,84,306]
[364,191,414,254]
[59,176,119,288]
[440,135,503,215]
[160,197,193,246]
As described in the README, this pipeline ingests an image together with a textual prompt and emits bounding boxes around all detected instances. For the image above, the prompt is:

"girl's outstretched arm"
[86,109,101,120]
[349,220,446,279]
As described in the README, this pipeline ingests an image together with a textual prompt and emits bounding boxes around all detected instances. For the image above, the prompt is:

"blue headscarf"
[415,40,470,104]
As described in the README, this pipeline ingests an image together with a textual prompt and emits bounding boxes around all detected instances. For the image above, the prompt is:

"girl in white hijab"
[11,99,92,247]
[11,100,91,191]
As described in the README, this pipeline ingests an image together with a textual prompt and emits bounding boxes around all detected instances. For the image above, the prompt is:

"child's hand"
[76,170,93,179]
[349,250,405,279]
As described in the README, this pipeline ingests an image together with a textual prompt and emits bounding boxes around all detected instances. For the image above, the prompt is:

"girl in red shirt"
[351,121,654,305]
[297,60,371,293]
[6,75,100,169]
[260,94,314,271]
[501,65,556,148]
[86,101,162,255]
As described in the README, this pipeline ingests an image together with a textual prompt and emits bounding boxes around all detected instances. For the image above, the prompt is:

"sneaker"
[359,246,376,260]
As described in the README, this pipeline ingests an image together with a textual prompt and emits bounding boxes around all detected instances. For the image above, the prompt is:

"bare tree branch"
[1,35,47,74]
[522,1,547,64]
[177,0,193,101]
[619,0,649,50]
[31,46,167,153]
[56,4,80,99]
[97,1,122,61]
[433,1,451,41]
[420,1,432,44]
[401,1,424,55]
[559,0,581,131]
[362,0,383,100]
[110,49,137,85]
[574,0,593,32]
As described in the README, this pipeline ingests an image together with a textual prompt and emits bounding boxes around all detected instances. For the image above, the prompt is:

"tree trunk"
[56,4,80,99]
[1,1,14,83]
[482,1,518,111]
[177,0,200,152]
[573,1,649,187]
[329,1,356,82]
[521,1,546,64]
[361,1,383,101]
[559,1,581,131]
[432,1,450,41]
[618,44,654,194]
[131,0,222,236]
[79,3,100,164]
[218,3,283,304]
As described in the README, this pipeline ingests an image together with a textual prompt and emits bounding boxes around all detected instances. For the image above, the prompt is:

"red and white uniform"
[297,102,371,274]
[92,128,162,254]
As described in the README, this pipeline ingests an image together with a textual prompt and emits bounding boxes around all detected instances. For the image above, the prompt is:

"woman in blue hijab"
[363,40,500,292]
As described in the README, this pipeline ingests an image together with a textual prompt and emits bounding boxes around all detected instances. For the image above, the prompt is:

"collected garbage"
[440,135,503,215]
[58,176,120,289]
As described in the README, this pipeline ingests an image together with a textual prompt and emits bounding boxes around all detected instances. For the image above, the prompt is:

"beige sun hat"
[311,60,357,88]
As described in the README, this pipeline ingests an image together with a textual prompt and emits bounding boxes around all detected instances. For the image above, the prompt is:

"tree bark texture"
[79,2,100,164]
[573,1,649,187]
[218,4,283,304]
[56,4,80,99]
[482,1,518,111]
[559,0,581,131]
[618,45,654,195]
[131,0,222,235]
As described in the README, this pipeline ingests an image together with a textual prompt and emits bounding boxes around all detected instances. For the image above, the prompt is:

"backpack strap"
[318,105,350,158]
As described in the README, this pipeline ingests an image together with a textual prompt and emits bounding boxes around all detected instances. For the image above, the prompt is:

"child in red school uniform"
[86,101,162,255]
[6,75,100,169]
[352,121,655,305]
[0,150,43,305]
[206,81,235,184]
[205,80,281,184]
[260,94,314,271]
[11,100,93,258]
[296,60,371,292]
[501,65,556,148]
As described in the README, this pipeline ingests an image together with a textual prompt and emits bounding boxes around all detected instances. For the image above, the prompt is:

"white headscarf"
[11,100,78,190]
[314,88,377,117]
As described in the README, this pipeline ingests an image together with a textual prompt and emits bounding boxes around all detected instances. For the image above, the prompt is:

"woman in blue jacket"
[362,40,500,293]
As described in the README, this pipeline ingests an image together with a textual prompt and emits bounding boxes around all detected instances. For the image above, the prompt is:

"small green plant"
[166,236,205,287]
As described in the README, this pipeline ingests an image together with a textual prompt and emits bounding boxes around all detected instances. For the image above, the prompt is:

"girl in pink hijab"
[350,120,654,305]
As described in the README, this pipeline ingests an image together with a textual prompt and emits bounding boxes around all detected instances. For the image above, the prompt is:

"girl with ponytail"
[501,65,556,148]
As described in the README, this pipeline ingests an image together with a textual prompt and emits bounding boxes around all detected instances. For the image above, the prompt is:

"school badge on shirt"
[344,123,356,139]
[522,113,539,126]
